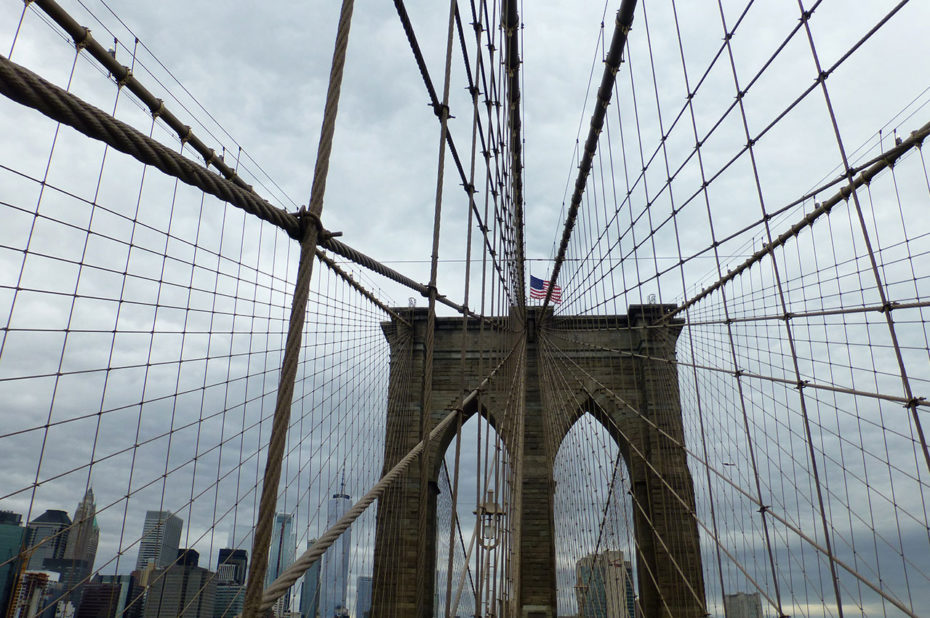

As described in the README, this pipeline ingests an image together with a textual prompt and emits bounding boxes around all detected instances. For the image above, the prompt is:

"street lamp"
[475,490,506,550]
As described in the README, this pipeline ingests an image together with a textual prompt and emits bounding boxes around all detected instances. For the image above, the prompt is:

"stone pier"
[370,305,706,617]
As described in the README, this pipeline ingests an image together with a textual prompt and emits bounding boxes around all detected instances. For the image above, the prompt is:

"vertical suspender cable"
[241,1,356,615]
[416,0,459,614]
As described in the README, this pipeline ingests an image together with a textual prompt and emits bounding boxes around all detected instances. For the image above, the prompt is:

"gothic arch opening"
[553,411,638,618]
[434,410,512,618]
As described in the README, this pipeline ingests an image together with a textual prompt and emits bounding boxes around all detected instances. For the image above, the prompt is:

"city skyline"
[0,491,383,618]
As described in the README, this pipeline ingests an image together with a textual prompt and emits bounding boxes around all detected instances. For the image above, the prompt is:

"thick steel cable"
[259,345,517,610]
[0,33,472,324]
[319,237,481,319]
[240,0,355,615]
[669,128,929,317]
[31,0,263,198]
[501,0,525,304]
[314,249,410,327]
[0,53,299,234]
[543,1,637,311]
[414,1,459,613]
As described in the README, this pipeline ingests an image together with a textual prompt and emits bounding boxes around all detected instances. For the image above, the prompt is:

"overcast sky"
[2,1,930,617]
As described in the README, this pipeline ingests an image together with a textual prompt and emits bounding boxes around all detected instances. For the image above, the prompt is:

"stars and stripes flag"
[530,275,561,303]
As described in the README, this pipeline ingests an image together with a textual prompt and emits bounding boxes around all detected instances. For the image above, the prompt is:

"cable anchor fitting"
[295,206,323,241]
[116,67,132,88]
[422,283,438,299]
[150,98,165,119]
[74,27,91,50]
[431,102,451,120]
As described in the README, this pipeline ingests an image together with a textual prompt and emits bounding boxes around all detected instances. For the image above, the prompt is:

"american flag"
[530,275,561,303]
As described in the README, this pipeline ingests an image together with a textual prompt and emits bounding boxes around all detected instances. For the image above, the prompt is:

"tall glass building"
[575,550,635,618]
[299,540,321,618]
[320,486,351,618]
[0,511,25,613]
[266,513,296,615]
[135,511,182,571]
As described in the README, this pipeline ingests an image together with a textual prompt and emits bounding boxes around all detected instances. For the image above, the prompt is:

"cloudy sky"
[2,0,930,617]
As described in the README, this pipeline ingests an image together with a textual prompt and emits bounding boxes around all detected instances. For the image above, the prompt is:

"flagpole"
[528,260,532,305]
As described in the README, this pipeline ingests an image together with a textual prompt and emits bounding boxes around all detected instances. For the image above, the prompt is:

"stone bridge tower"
[370,305,706,617]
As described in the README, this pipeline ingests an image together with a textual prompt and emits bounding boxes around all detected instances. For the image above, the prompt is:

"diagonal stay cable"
[10,0,490,320]
[258,340,520,611]
[0,51,483,322]
[241,0,355,613]
[391,0,514,305]
[544,0,637,311]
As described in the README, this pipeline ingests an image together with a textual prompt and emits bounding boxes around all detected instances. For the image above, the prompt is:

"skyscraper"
[76,581,123,618]
[216,548,247,585]
[63,488,99,566]
[355,576,372,618]
[575,550,635,618]
[135,511,182,571]
[76,574,143,618]
[298,540,321,618]
[319,483,351,618]
[0,511,25,613]
[724,591,763,618]
[214,582,245,618]
[24,510,71,570]
[215,548,247,618]
[266,513,296,616]
[143,548,215,618]
[44,488,100,608]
